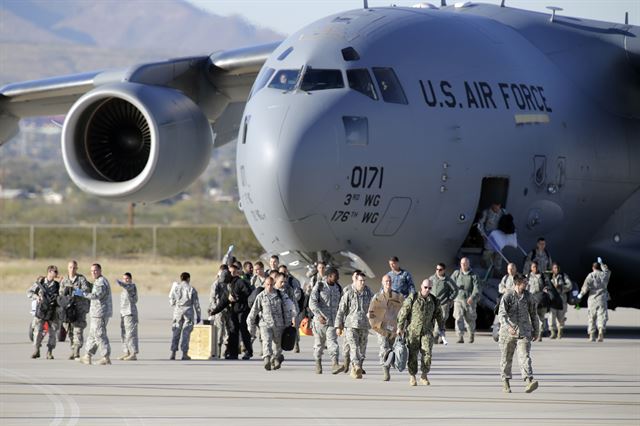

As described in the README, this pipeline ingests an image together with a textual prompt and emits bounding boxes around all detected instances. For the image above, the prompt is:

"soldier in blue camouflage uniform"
[336,273,373,379]
[59,260,91,360]
[168,272,201,361]
[429,263,457,343]
[309,267,344,374]
[386,256,416,298]
[397,278,443,386]
[451,257,481,343]
[578,259,611,342]
[497,274,539,393]
[79,263,113,365]
[247,276,293,370]
[116,272,138,361]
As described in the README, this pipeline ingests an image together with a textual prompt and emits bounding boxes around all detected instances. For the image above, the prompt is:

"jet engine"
[61,82,213,202]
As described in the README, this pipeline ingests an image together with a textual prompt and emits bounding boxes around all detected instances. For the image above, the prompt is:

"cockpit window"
[300,68,345,92]
[248,67,275,99]
[268,69,301,91]
[372,67,408,105]
[347,69,378,100]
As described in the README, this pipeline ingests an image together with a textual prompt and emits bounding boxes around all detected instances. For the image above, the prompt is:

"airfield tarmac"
[0,293,638,426]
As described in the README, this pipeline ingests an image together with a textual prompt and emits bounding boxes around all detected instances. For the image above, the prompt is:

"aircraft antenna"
[500,0,506,7]
[625,12,629,25]
[441,0,446,6]
[546,6,563,23]
[364,0,368,8]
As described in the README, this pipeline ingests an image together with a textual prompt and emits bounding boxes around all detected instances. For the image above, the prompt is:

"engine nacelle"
[62,82,213,202]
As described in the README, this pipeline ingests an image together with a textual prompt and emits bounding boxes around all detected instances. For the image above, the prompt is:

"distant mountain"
[0,0,284,83]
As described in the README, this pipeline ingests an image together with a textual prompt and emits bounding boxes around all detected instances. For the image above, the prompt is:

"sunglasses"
[436,268,444,271]
[422,286,433,290]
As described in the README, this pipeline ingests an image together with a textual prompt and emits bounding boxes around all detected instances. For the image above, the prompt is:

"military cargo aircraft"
[1,2,638,314]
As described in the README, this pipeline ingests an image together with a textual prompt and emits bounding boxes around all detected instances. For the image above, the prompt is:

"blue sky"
[187,0,639,35]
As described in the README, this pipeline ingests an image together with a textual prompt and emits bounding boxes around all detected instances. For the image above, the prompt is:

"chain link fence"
[0,224,262,260]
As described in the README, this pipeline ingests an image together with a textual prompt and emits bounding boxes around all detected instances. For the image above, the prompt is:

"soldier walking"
[28,265,61,359]
[309,267,344,374]
[79,263,113,365]
[549,263,573,339]
[451,257,481,343]
[58,260,91,360]
[429,263,457,343]
[527,261,549,341]
[578,258,611,342]
[336,273,373,379]
[247,276,293,371]
[396,278,443,386]
[117,272,139,360]
[497,274,539,393]
[169,272,201,360]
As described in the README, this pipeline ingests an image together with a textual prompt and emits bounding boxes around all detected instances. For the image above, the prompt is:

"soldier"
[336,273,373,379]
[247,276,293,371]
[497,274,539,393]
[527,261,549,342]
[209,265,231,358]
[386,256,416,298]
[278,264,303,352]
[492,262,518,341]
[429,263,457,343]
[549,263,573,339]
[478,202,506,275]
[251,261,267,289]
[265,254,280,275]
[169,272,201,360]
[451,257,481,343]
[309,266,343,374]
[368,274,404,381]
[578,258,611,342]
[79,263,113,365]
[116,272,138,361]
[524,237,552,274]
[58,260,91,360]
[28,265,60,359]
[241,261,254,283]
[396,278,443,386]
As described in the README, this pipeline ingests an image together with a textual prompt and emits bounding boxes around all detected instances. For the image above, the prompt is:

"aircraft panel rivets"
[441,174,448,182]
[613,234,621,243]
[440,185,447,193]
[458,213,466,221]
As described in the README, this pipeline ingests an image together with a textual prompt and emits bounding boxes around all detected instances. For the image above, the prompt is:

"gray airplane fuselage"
[237,5,640,305]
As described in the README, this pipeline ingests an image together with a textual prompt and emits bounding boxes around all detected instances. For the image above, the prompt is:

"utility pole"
[128,202,135,228]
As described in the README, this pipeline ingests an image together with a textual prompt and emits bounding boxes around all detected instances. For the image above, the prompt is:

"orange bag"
[299,317,313,336]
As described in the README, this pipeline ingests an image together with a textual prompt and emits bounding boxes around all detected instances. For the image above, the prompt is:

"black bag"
[531,291,550,310]
[57,323,67,342]
[35,299,56,321]
[281,325,297,351]
[57,294,79,323]
[547,285,564,310]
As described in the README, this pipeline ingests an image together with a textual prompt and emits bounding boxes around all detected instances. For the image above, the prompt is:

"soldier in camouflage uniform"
[116,272,138,361]
[451,257,481,343]
[549,263,573,339]
[247,276,293,370]
[524,237,553,274]
[397,278,443,386]
[59,260,91,360]
[28,265,61,360]
[368,274,404,381]
[309,267,344,374]
[527,261,549,342]
[497,274,539,393]
[429,263,457,343]
[209,265,230,358]
[336,273,373,379]
[578,259,611,342]
[478,202,506,275]
[79,263,113,365]
[168,272,201,360]
[339,270,359,374]
[492,263,518,342]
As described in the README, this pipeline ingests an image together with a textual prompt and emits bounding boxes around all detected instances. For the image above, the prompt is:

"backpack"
[34,281,59,321]
[57,294,79,323]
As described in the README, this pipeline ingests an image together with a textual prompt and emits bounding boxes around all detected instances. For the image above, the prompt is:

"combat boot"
[315,359,322,374]
[589,332,596,342]
[597,329,604,342]
[263,357,271,371]
[343,355,350,374]
[502,379,511,393]
[117,352,130,360]
[355,366,363,379]
[331,360,344,375]
[525,377,539,393]
[350,365,357,379]
[456,335,464,344]
[78,354,91,365]
[46,349,54,360]
[294,341,300,353]
[409,375,417,386]
[123,353,137,361]
[382,366,390,382]
[536,332,543,342]
[31,348,40,359]
[96,356,111,365]
[272,356,282,370]
[420,372,430,385]
[550,329,557,339]
[181,353,191,361]
[557,328,563,339]
[169,351,176,360]
[68,351,76,360]
[469,333,475,344]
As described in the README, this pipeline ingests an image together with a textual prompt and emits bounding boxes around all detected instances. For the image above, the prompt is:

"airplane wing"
[0,41,280,202]
[0,41,281,145]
